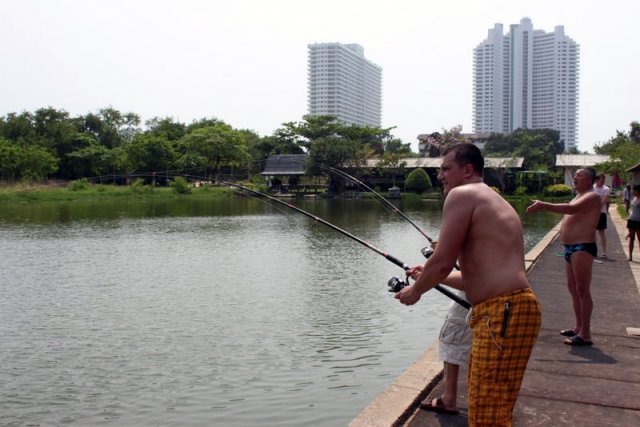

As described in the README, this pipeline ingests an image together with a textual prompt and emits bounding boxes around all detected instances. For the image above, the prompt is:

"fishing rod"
[315,163,467,303]
[318,163,435,245]
[88,171,470,309]
[208,174,470,309]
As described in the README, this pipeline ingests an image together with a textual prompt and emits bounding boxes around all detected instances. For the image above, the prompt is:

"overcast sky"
[1,0,638,153]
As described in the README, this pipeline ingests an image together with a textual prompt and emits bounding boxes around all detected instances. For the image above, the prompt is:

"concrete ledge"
[350,220,561,425]
[524,222,561,268]
[349,344,442,427]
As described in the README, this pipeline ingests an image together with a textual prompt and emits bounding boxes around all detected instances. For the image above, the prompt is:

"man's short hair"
[596,172,606,180]
[441,143,484,176]
[579,168,596,184]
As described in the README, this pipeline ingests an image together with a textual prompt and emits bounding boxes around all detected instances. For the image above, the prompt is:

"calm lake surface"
[0,195,560,426]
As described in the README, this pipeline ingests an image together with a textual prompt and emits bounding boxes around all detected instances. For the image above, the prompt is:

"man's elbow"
[433,262,456,282]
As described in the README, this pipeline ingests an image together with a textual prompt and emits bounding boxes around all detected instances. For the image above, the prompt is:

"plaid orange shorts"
[467,288,541,427]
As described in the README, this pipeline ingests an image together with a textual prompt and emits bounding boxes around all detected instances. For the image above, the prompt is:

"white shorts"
[438,291,472,366]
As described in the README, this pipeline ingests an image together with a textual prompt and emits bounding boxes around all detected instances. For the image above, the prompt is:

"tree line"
[593,121,640,179]
[0,107,411,183]
[1,106,636,185]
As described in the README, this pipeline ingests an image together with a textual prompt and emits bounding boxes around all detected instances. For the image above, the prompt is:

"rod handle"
[384,254,409,270]
[434,285,471,309]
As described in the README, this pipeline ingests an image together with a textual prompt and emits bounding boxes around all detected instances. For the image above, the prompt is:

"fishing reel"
[387,275,409,293]
[421,247,434,259]
[387,246,434,293]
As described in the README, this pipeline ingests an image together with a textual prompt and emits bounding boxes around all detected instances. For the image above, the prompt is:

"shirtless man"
[396,143,541,427]
[526,168,601,346]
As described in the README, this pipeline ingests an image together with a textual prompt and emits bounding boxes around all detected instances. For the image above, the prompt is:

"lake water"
[0,195,560,426]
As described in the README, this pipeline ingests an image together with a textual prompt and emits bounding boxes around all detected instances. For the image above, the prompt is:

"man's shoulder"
[583,190,601,200]
[444,184,488,210]
[573,190,600,205]
[583,191,604,209]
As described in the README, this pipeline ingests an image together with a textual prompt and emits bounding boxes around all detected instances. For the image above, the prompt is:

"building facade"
[307,42,382,127]
[473,18,579,151]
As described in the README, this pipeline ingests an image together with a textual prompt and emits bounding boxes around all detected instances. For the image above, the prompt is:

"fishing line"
[87,171,470,309]
[311,162,436,244]
[211,173,469,309]
[310,162,467,305]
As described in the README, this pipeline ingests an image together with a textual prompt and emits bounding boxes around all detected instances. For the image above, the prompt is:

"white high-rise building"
[473,18,579,151]
[307,42,382,127]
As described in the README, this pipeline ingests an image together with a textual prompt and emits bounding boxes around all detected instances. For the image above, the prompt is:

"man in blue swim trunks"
[526,168,601,346]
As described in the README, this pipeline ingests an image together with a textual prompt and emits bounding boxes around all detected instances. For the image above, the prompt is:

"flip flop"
[419,397,459,415]
[564,335,593,346]
[560,329,577,337]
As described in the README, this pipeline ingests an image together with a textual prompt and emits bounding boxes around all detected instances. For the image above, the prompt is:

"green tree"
[485,128,562,169]
[594,122,640,181]
[289,115,342,146]
[266,128,306,155]
[21,145,59,180]
[126,134,176,173]
[178,124,250,180]
[145,117,187,141]
[62,134,110,179]
[0,138,57,181]
[0,138,21,181]
[376,151,407,187]
[240,129,271,178]
[77,107,141,149]
[308,135,359,169]
[65,143,113,179]
[186,117,227,132]
[630,121,640,143]
[0,112,36,143]
[405,168,432,194]
[383,136,412,155]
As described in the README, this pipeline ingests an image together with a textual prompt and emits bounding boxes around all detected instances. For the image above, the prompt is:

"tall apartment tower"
[473,18,579,151]
[307,42,382,127]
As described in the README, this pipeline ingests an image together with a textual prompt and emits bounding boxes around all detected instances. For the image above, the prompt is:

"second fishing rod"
[95,169,469,309]
[312,162,468,308]
[212,173,470,310]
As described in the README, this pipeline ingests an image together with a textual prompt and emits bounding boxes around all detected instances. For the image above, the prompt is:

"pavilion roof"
[260,154,308,176]
[555,154,610,167]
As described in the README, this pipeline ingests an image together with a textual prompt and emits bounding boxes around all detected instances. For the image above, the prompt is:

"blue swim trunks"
[563,242,597,263]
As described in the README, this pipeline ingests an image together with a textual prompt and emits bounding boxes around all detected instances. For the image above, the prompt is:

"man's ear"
[463,163,474,178]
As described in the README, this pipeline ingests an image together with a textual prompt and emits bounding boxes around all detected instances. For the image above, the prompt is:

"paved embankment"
[351,206,640,426]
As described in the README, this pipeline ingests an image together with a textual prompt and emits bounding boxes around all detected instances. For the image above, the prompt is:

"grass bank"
[0,182,237,203]
[0,181,572,205]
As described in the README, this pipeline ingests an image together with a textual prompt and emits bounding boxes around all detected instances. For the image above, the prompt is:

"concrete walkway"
[403,207,640,426]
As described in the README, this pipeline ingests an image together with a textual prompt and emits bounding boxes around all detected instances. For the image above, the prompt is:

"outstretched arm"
[526,193,600,215]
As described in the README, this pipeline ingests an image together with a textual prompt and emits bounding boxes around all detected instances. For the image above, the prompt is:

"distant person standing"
[593,173,610,259]
[527,168,601,346]
[626,185,640,261]
[624,184,632,213]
